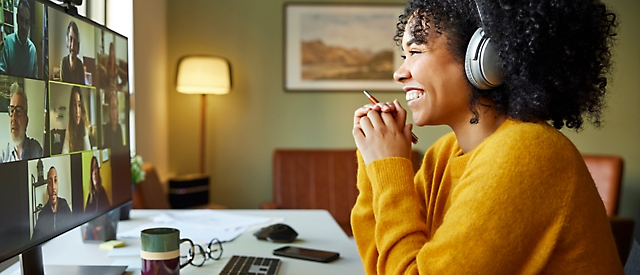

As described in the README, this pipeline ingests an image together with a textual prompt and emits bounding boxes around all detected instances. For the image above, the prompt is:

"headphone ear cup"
[464,28,504,90]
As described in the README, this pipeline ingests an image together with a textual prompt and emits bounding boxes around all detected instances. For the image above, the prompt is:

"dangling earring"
[470,115,479,124]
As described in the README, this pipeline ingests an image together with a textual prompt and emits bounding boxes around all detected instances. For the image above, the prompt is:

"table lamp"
[176,55,231,174]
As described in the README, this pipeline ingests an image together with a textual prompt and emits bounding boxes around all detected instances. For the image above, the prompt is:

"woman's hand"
[353,100,413,164]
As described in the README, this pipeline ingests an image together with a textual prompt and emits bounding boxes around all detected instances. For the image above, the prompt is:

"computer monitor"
[0,0,131,273]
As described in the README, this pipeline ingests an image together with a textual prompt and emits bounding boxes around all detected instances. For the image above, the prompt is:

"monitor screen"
[0,0,131,267]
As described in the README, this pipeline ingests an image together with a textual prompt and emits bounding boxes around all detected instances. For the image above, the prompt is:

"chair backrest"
[624,208,640,273]
[132,163,172,209]
[272,149,422,236]
[581,154,624,216]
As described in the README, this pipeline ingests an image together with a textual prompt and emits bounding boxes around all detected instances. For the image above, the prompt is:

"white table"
[2,209,365,275]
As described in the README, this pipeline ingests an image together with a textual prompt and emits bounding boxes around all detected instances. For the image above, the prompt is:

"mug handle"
[179,238,195,269]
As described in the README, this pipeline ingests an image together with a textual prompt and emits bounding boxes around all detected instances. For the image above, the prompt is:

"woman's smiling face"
[394,19,473,128]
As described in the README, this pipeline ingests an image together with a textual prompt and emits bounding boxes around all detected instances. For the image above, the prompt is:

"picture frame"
[284,3,405,92]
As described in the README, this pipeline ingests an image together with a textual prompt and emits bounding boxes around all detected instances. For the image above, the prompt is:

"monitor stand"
[19,245,127,275]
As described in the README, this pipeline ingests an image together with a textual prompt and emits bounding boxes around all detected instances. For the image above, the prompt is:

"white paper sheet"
[117,210,276,243]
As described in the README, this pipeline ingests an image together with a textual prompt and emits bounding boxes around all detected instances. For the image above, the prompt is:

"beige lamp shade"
[176,56,231,94]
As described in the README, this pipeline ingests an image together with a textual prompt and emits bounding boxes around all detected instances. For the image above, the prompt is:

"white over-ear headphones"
[464,1,504,90]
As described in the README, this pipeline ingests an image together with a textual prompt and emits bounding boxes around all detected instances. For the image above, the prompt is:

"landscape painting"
[284,3,404,92]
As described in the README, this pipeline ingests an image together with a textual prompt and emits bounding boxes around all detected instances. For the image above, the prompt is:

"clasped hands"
[353,99,413,165]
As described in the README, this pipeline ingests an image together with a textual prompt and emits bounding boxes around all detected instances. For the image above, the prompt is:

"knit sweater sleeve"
[368,157,428,274]
[351,136,448,275]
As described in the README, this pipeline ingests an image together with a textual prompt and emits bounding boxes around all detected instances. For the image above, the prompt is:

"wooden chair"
[264,149,422,236]
[581,153,635,265]
[582,154,624,216]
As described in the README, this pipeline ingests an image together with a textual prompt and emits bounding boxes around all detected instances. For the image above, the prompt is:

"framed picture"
[284,3,405,92]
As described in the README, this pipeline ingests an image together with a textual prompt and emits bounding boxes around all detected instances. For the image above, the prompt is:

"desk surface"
[3,209,365,275]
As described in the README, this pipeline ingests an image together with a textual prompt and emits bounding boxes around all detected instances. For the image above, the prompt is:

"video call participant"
[0,0,38,78]
[1,82,43,162]
[82,155,115,241]
[62,86,91,153]
[33,166,72,239]
[102,91,124,151]
[60,21,84,85]
[105,43,118,90]
[350,0,622,273]
[85,156,110,212]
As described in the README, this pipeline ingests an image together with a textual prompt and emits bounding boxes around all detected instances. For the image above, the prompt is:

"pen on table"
[363,90,419,144]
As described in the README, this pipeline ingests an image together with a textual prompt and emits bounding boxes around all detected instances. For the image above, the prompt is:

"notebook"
[219,255,281,275]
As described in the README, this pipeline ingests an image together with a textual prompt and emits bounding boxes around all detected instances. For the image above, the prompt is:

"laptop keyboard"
[219,255,282,275]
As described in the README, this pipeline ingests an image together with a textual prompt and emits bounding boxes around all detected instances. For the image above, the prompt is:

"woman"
[85,156,110,212]
[62,86,91,153]
[60,20,84,85]
[102,91,124,151]
[106,42,118,90]
[82,156,113,241]
[351,0,622,274]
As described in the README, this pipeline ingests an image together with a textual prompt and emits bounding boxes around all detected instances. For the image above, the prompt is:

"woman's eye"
[401,50,422,60]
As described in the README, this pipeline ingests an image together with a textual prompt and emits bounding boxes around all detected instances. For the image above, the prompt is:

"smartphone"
[273,246,340,263]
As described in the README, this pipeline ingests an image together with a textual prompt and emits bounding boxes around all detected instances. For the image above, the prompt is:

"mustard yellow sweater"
[351,119,624,274]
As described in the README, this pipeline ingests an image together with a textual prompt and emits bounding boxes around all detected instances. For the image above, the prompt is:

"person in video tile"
[33,166,72,239]
[62,86,90,153]
[106,43,118,91]
[60,21,84,85]
[85,156,110,212]
[102,92,124,151]
[0,0,38,78]
[1,82,43,162]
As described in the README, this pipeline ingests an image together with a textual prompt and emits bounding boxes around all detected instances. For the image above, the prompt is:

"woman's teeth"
[406,91,423,101]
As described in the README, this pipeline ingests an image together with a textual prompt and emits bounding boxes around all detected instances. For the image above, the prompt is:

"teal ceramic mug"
[140,228,194,275]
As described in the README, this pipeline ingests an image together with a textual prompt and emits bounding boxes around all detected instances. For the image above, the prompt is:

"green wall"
[166,0,640,218]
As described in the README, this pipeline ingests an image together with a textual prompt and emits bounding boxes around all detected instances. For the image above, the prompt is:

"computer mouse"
[253,223,298,243]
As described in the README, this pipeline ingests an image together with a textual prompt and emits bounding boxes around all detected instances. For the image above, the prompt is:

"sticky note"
[100,240,126,250]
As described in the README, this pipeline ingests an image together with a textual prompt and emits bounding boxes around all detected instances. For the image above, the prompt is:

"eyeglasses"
[8,106,25,118]
[180,238,223,267]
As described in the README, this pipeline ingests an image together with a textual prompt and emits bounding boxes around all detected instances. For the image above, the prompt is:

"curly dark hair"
[394,0,618,130]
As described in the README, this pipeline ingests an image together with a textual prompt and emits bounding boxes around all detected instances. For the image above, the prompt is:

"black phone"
[273,246,340,263]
